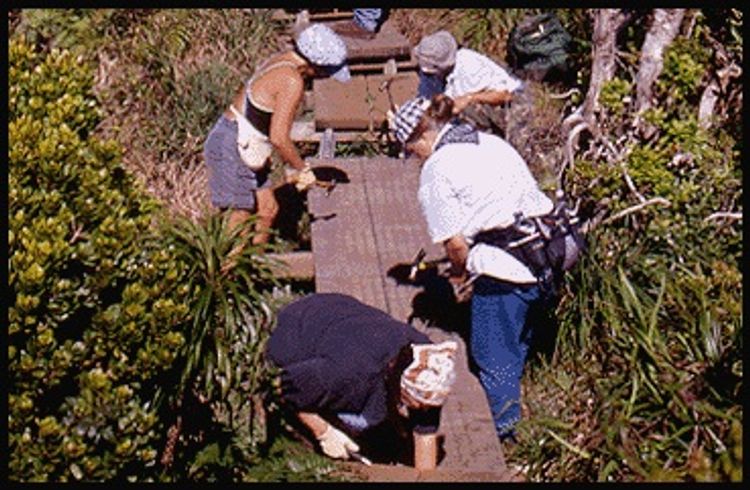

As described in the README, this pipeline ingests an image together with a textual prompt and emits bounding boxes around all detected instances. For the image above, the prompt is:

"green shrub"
[8,38,192,481]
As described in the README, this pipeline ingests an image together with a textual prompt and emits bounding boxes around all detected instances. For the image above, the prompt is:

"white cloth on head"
[400,341,458,407]
[444,48,523,99]
[417,130,553,284]
[295,23,350,82]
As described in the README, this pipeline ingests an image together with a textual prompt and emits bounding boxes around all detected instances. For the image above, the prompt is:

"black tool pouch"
[473,200,585,298]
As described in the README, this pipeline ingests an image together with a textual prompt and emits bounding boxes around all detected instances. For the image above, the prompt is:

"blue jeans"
[353,8,384,32]
[470,276,540,440]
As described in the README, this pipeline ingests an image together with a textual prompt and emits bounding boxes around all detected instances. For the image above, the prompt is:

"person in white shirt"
[413,30,524,136]
[390,94,553,442]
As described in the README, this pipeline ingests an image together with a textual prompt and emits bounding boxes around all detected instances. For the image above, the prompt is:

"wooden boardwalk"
[307,157,512,481]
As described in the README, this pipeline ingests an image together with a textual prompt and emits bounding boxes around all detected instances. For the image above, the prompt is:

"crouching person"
[266,293,457,465]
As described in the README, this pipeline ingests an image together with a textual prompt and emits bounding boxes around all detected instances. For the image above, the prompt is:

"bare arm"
[452,89,513,114]
[269,68,307,172]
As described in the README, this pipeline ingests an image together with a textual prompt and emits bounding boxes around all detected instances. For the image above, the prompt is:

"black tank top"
[244,96,272,136]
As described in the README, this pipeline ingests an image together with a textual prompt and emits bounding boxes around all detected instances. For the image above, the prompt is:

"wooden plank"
[349,59,418,74]
[307,158,388,312]
[307,156,509,480]
[313,72,418,130]
[290,121,381,143]
[338,19,412,62]
[312,76,371,130]
[271,9,353,22]
[266,251,314,279]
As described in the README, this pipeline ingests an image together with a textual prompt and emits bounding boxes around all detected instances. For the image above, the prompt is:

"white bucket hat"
[295,23,351,83]
[413,30,458,74]
[400,340,458,407]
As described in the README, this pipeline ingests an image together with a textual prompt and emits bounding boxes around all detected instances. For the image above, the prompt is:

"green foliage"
[657,37,710,103]
[11,9,146,56]
[520,9,742,482]
[240,436,349,482]
[160,214,315,480]
[8,38,191,481]
[164,213,281,402]
[599,77,633,115]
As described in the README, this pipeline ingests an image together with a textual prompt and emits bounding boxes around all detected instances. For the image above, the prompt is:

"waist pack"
[230,105,273,171]
[473,195,585,291]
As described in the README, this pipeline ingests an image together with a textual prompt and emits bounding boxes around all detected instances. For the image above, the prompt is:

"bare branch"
[601,197,671,226]
[704,212,742,223]
[560,120,592,185]
[634,9,686,116]
[582,9,631,125]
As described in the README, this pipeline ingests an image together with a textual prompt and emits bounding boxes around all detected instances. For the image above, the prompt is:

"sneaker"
[330,20,376,40]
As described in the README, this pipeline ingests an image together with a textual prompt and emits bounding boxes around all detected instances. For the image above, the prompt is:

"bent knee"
[256,194,279,219]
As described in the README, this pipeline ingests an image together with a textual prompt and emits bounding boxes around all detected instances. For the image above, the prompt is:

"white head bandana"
[295,23,350,82]
[400,340,458,407]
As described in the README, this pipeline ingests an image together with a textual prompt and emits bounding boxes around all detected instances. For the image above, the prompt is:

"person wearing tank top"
[203,24,350,268]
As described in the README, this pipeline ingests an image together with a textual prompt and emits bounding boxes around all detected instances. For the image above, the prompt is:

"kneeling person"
[266,293,457,464]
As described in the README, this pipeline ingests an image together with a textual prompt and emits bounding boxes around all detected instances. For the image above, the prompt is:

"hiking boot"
[331,20,376,40]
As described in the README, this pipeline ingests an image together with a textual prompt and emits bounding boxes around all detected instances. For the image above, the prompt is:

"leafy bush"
[8,38,192,481]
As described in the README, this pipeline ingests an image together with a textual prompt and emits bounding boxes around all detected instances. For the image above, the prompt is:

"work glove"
[317,424,359,460]
[295,164,317,192]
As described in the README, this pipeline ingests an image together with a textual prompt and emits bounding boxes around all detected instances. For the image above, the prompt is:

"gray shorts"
[203,115,272,210]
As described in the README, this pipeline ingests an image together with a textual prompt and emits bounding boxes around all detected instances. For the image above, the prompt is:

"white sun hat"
[295,23,351,83]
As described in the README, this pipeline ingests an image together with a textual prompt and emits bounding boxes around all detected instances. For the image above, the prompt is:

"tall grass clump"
[156,214,279,480]
[157,215,335,481]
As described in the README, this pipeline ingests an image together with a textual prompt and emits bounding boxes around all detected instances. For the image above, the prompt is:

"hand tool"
[348,450,372,466]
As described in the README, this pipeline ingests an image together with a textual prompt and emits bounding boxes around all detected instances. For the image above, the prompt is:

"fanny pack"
[230,105,273,171]
[473,194,585,293]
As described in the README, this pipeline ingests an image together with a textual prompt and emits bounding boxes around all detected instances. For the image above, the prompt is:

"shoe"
[331,20,376,40]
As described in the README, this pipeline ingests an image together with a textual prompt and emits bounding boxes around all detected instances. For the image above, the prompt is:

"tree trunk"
[634,9,686,116]
[581,9,632,126]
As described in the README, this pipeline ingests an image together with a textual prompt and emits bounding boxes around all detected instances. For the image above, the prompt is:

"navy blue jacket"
[266,293,431,428]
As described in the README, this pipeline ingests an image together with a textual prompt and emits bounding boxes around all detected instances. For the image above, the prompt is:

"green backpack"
[508,12,572,82]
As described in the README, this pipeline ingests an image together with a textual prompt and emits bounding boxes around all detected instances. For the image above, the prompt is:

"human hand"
[294,164,317,192]
[452,95,472,114]
[317,424,360,460]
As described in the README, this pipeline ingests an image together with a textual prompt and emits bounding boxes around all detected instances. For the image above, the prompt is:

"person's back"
[418,130,552,242]
[445,48,522,101]
[266,293,454,465]
[267,293,430,424]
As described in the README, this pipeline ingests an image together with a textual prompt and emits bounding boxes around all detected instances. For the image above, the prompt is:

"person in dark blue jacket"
[267,293,457,464]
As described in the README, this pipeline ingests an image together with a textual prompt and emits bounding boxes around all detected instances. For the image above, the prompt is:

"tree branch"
[581,9,634,126]
[601,197,671,225]
[633,9,686,136]
[704,212,742,223]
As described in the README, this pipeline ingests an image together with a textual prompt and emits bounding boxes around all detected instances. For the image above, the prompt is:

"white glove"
[294,164,317,192]
[317,424,359,460]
